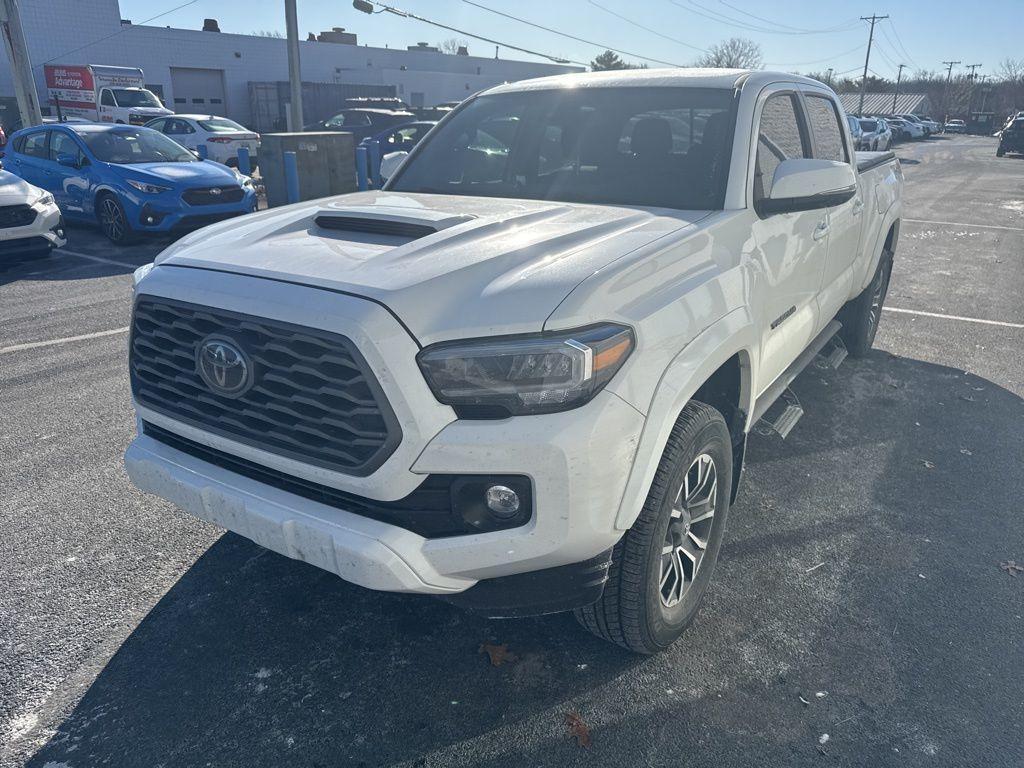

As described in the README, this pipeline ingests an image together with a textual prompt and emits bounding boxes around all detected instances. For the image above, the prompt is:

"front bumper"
[127,268,645,595]
[0,203,66,257]
[131,189,257,232]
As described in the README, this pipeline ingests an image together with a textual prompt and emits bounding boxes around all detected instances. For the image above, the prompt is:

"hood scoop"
[313,208,477,243]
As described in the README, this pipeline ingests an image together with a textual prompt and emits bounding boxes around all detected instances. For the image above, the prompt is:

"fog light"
[485,485,520,518]
[145,215,155,224]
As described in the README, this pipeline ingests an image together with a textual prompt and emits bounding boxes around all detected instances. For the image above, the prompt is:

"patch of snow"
[7,711,39,741]
[1000,200,1024,214]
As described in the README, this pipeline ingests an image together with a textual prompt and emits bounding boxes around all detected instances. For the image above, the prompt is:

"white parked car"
[126,69,903,653]
[0,169,66,260]
[144,115,260,168]
[888,116,925,140]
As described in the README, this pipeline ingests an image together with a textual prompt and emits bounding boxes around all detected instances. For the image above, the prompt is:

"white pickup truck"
[126,69,902,653]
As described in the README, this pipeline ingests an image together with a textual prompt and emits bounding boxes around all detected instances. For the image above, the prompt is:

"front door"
[46,129,90,214]
[748,90,829,395]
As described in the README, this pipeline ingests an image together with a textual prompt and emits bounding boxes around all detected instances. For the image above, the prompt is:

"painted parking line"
[60,248,143,270]
[903,218,1024,233]
[0,327,130,356]
[885,306,1024,329]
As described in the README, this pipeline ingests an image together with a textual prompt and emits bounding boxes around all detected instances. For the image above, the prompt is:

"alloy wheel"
[660,453,718,608]
[101,199,124,242]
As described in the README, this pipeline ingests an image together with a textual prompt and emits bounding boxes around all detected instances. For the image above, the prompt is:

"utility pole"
[892,63,906,114]
[284,0,303,132]
[941,60,960,122]
[0,0,44,128]
[857,14,889,115]
[964,64,981,119]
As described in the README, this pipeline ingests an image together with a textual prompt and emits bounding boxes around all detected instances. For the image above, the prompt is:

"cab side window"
[804,94,849,163]
[754,94,810,203]
[100,89,116,107]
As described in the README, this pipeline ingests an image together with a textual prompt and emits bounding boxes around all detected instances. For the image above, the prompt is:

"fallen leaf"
[565,711,591,748]
[958,394,976,402]
[1000,560,1024,577]
[479,642,518,667]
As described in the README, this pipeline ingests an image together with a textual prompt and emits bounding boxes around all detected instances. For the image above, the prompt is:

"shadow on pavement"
[25,351,1024,767]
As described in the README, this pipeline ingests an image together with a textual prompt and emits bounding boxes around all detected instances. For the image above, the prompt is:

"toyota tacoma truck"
[126,69,902,653]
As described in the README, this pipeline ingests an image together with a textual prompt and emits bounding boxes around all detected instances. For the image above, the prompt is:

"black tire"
[838,250,893,357]
[575,401,732,654]
[996,147,1005,157]
[97,193,136,245]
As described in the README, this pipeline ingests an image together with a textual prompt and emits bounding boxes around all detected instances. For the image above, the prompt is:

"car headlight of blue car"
[126,179,173,195]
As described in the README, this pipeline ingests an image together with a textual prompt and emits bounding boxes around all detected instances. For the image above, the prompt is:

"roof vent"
[314,215,438,240]
[202,18,221,32]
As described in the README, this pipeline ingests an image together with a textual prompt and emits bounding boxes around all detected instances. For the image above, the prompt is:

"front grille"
[130,297,400,476]
[182,186,246,205]
[142,421,531,538]
[0,204,37,228]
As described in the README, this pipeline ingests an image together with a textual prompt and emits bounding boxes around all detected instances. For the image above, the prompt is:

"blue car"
[3,123,256,244]
[358,120,438,154]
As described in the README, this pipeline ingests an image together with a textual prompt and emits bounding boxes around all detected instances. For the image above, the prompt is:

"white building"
[1,0,581,128]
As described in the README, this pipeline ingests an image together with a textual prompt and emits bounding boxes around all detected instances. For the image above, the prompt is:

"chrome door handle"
[813,220,830,240]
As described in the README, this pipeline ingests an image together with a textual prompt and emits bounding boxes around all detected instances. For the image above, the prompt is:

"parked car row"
[0,122,256,249]
[845,112,945,150]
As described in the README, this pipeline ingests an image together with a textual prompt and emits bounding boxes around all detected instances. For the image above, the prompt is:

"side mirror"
[191,150,202,160]
[378,150,409,184]
[56,153,80,168]
[759,158,856,216]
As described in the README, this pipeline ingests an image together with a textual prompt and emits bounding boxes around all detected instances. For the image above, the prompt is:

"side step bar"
[751,319,842,427]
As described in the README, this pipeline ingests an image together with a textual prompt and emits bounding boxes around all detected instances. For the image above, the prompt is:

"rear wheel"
[575,401,732,654]
[98,194,135,245]
[838,250,893,357]
[996,146,1006,157]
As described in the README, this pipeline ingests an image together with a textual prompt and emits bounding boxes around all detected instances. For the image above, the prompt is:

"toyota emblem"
[196,336,253,397]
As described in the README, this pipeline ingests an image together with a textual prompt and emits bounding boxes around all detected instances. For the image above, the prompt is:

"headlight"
[417,324,635,417]
[234,170,254,188]
[33,192,55,208]
[126,179,171,194]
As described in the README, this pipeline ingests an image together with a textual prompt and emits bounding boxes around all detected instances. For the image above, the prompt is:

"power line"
[885,19,917,68]
[587,0,708,53]
[764,42,866,68]
[459,0,686,67]
[857,14,888,114]
[715,0,862,34]
[354,0,587,65]
[671,0,860,36]
[38,0,201,69]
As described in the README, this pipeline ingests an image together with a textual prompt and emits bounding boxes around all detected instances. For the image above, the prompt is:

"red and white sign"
[44,65,98,118]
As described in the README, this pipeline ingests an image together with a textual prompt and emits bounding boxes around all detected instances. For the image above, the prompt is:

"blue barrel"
[237,146,251,176]
[284,150,300,204]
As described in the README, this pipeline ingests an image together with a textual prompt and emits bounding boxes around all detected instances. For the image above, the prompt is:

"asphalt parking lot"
[2,134,1023,767]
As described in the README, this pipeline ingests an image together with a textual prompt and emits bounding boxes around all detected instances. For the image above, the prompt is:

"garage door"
[170,68,227,114]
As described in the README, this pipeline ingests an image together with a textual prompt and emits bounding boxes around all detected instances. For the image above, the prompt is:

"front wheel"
[575,401,732,654]
[98,194,135,245]
[996,146,1006,157]
[838,250,893,357]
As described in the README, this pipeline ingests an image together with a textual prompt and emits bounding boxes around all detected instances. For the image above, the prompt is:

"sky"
[118,0,1022,81]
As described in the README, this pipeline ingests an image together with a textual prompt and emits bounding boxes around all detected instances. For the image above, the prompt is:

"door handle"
[813,220,830,241]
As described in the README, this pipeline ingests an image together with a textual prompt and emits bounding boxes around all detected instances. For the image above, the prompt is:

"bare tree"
[998,58,1024,82]
[695,38,762,69]
[438,37,469,55]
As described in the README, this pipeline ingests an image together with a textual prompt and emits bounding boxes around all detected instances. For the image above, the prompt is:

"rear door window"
[804,94,849,162]
[22,130,49,158]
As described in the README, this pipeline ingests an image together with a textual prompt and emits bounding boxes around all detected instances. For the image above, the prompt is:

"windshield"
[198,117,248,133]
[111,89,163,109]
[389,87,736,211]
[80,128,195,164]
[860,120,878,131]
